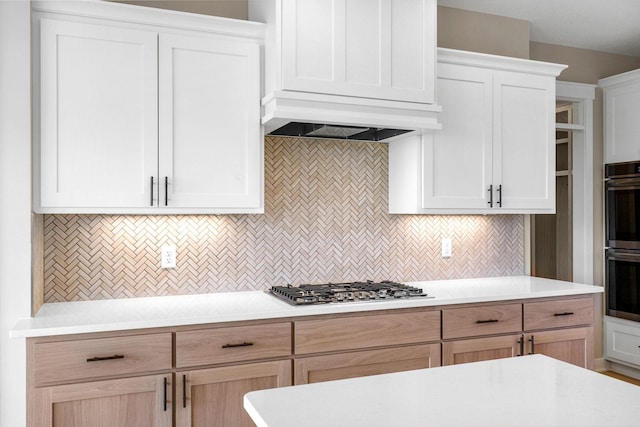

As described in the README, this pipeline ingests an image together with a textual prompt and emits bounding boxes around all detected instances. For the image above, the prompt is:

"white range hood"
[249,0,442,142]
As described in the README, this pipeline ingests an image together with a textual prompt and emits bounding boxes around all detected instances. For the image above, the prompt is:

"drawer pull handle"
[554,312,575,316]
[529,335,535,355]
[476,319,499,324]
[222,342,254,349]
[86,354,124,362]
[163,377,168,412]
[182,374,187,408]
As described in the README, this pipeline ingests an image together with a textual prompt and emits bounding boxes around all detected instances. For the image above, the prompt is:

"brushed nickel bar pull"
[182,374,187,408]
[86,354,124,362]
[476,319,499,324]
[488,185,493,207]
[554,312,575,316]
[222,342,254,349]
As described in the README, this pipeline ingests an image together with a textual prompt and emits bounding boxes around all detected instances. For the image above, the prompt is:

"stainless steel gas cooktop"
[269,280,430,305]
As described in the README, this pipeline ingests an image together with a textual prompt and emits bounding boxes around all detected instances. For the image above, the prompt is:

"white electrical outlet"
[441,238,452,258]
[161,245,176,269]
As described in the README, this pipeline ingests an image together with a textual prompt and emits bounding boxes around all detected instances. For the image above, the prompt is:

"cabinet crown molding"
[32,0,266,40]
[437,48,567,77]
[598,68,640,88]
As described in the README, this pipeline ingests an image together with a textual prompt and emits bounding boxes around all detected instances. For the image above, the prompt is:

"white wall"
[0,0,32,425]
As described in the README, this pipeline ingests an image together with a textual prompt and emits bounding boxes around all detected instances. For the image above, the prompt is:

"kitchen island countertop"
[11,275,602,338]
[244,354,640,427]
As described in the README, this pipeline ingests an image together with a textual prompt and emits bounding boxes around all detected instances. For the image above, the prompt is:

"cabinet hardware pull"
[222,342,254,348]
[488,185,493,207]
[150,176,154,206]
[497,184,502,207]
[164,176,168,206]
[476,319,499,324]
[182,374,187,408]
[517,337,524,356]
[529,335,535,355]
[554,311,575,316]
[163,377,167,412]
[86,354,124,362]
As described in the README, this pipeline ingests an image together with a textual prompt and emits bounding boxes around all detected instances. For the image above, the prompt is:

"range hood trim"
[261,90,442,140]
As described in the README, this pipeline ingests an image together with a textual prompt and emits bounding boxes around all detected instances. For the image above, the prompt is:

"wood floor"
[601,371,640,387]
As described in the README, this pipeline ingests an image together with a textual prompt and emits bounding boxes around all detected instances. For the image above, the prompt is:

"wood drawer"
[524,297,593,331]
[442,303,522,339]
[295,310,440,355]
[33,332,172,386]
[176,322,292,368]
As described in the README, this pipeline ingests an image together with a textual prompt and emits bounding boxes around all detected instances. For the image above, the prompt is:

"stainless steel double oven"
[605,161,640,321]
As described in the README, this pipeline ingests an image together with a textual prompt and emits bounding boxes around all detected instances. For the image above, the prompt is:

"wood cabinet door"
[38,19,158,211]
[526,327,594,369]
[492,70,556,212]
[176,360,291,427]
[158,33,262,211]
[442,334,522,365]
[280,0,435,103]
[421,62,493,210]
[294,343,440,385]
[33,374,171,427]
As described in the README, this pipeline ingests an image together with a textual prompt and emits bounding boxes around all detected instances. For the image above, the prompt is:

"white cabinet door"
[421,63,493,209]
[602,77,640,164]
[39,19,158,209]
[158,34,261,209]
[493,71,555,211]
[280,0,435,103]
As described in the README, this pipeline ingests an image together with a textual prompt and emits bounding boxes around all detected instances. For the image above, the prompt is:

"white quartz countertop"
[10,276,602,338]
[244,354,640,427]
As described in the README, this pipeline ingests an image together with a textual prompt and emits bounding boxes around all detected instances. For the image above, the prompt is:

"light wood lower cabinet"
[295,343,440,385]
[176,360,291,427]
[32,374,172,427]
[525,327,594,369]
[443,297,596,368]
[443,334,522,365]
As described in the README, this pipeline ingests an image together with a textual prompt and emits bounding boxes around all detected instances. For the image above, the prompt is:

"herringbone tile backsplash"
[43,136,524,302]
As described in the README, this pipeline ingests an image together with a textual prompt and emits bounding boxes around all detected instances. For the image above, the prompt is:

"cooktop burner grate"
[269,280,430,305]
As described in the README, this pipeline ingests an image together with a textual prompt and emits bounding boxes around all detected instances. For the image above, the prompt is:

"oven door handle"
[607,250,640,262]
[606,178,640,190]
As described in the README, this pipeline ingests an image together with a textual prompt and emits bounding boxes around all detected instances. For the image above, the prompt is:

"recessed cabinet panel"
[494,72,554,210]
[38,19,158,209]
[35,375,172,427]
[422,64,492,208]
[600,70,640,163]
[159,34,261,209]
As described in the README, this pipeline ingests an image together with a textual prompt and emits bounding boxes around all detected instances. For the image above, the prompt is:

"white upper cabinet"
[33,1,265,214]
[599,69,640,164]
[389,48,566,214]
[279,0,436,103]
[38,19,159,210]
[158,34,261,209]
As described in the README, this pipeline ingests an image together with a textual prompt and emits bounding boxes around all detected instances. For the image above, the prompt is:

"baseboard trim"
[594,357,608,372]
[607,360,640,380]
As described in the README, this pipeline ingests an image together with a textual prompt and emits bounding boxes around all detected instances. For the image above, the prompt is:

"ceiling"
[437,0,640,57]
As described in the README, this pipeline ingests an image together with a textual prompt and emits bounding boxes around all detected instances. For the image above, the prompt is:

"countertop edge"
[10,276,603,339]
